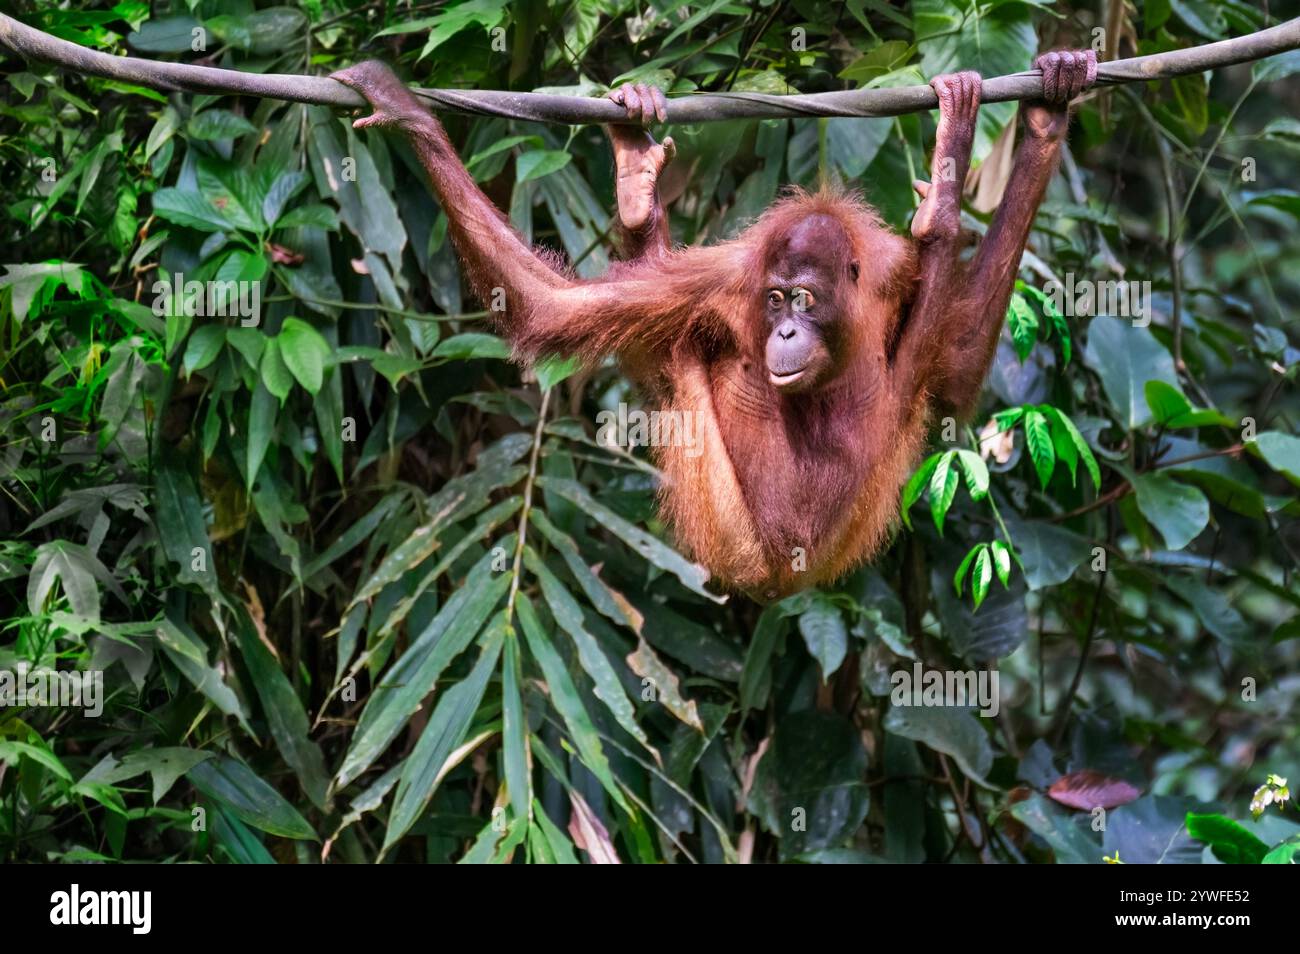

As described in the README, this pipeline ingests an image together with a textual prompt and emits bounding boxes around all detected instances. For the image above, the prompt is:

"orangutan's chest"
[709,360,874,553]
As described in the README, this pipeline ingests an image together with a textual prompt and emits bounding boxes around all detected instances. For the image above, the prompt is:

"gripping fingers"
[650,86,667,123]
[608,82,667,126]
[1034,49,1097,105]
[930,70,981,123]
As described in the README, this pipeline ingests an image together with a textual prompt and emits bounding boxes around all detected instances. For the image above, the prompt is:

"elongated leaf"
[337,553,509,788]
[277,318,329,395]
[531,509,640,630]
[626,637,702,731]
[526,548,653,755]
[929,451,958,533]
[971,546,993,610]
[233,606,329,809]
[1023,409,1055,489]
[536,477,719,601]
[156,618,251,731]
[154,457,220,600]
[502,631,531,821]
[384,617,505,850]
[515,595,630,814]
[901,452,942,529]
[188,755,316,840]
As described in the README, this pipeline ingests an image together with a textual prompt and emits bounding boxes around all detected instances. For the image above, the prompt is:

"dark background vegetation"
[0,0,1297,863]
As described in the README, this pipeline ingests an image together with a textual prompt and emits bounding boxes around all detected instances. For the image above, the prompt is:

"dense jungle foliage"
[0,0,1298,864]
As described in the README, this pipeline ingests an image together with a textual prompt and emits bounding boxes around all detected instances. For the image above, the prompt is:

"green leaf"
[537,477,718,601]
[535,354,581,391]
[1024,409,1055,489]
[156,618,251,730]
[89,748,212,804]
[275,204,340,231]
[1007,292,1038,361]
[901,452,942,529]
[501,632,531,821]
[1010,793,1099,864]
[750,711,869,859]
[1185,812,1269,864]
[928,451,958,534]
[197,157,265,232]
[188,756,316,841]
[956,449,989,500]
[532,797,580,863]
[260,337,295,401]
[188,109,257,141]
[798,594,849,680]
[151,187,232,232]
[246,382,277,486]
[1044,407,1100,491]
[515,595,631,814]
[884,705,993,784]
[1263,840,1300,864]
[385,616,505,850]
[1132,472,1210,551]
[953,544,983,598]
[1254,431,1300,484]
[915,0,1036,155]
[741,602,791,712]
[277,317,330,395]
[1024,283,1071,364]
[126,15,204,53]
[27,540,100,622]
[0,741,72,781]
[1144,380,1192,425]
[432,333,511,361]
[233,607,329,809]
[154,458,219,599]
[516,150,572,183]
[993,406,1025,432]
[989,540,1012,588]
[336,554,509,789]
[1083,318,1179,429]
[971,546,993,610]
[262,170,309,226]
[526,548,652,754]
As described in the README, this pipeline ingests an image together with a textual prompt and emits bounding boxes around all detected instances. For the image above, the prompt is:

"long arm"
[892,69,982,397]
[893,50,1097,419]
[330,63,694,364]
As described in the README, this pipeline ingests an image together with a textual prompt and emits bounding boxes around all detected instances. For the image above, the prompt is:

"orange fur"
[485,186,929,598]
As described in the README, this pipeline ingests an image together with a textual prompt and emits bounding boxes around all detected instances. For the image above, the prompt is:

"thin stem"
[1049,565,1107,746]
[506,387,553,620]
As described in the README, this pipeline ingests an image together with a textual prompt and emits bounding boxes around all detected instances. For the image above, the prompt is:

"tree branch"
[2,13,1299,124]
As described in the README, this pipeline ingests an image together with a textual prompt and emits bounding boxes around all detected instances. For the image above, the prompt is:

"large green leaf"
[1083,318,1179,429]
[750,711,869,859]
[188,755,316,840]
[1131,472,1210,551]
[884,704,994,784]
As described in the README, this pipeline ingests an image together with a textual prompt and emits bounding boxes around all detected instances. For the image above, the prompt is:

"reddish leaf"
[1048,770,1140,810]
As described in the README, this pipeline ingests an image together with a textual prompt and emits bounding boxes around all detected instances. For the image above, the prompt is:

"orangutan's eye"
[792,288,815,311]
[767,289,784,307]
